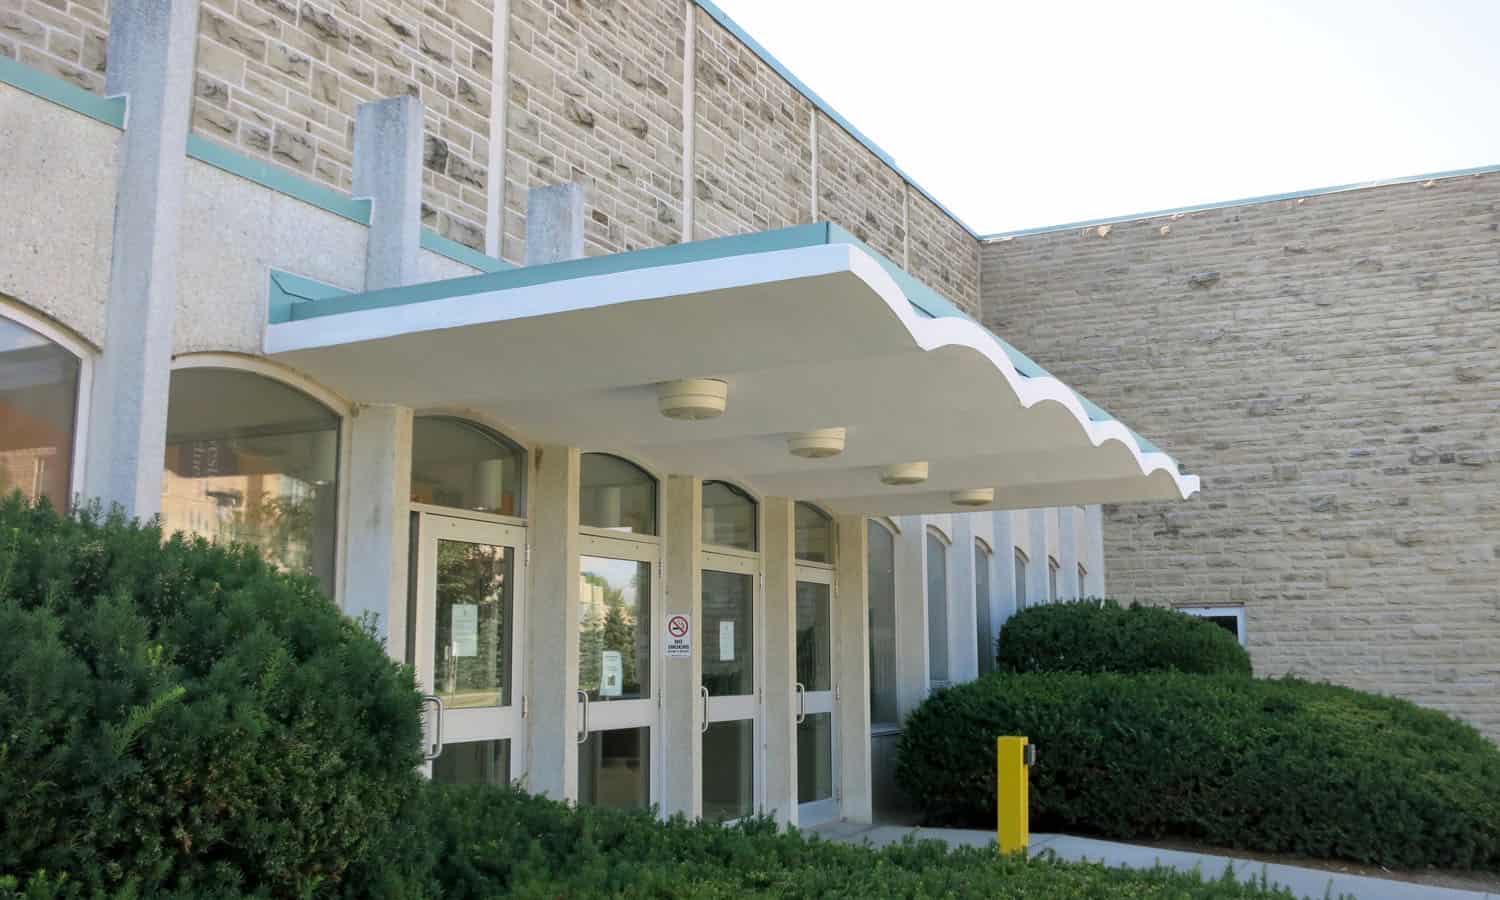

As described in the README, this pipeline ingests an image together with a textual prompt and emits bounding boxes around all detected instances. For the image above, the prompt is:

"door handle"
[699,685,709,734]
[794,682,806,724]
[576,689,589,744]
[421,694,444,762]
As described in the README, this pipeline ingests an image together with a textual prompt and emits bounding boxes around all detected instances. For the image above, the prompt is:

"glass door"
[795,563,837,825]
[700,550,760,821]
[410,508,526,786]
[575,529,658,810]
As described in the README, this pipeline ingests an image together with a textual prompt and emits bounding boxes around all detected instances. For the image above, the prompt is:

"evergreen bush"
[997,599,1252,676]
[0,496,426,897]
[896,671,1500,870]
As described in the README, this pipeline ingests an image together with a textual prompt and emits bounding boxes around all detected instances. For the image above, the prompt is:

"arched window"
[866,520,898,727]
[1048,556,1060,604]
[580,452,656,535]
[975,540,994,675]
[702,480,756,550]
[794,502,833,563]
[0,312,81,510]
[926,527,949,685]
[1013,548,1029,610]
[411,416,525,516]
[162,367,340,591]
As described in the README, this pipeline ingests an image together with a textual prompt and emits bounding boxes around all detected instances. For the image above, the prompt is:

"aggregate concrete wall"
[981,173,1500,737]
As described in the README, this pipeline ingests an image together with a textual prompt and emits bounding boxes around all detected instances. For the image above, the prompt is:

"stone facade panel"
[981,174,1500,738]
[1,0,109,92]
[814,113,903,263]
[907,186,979,316]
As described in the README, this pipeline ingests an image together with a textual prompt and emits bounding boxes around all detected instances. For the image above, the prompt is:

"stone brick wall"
[814,113,905,264]
[0,0,107,92]
[501,0,684,262]
[981,174,1500,738]
[689,7,809,240]
[191,0,494,250]
[907,187,978,316]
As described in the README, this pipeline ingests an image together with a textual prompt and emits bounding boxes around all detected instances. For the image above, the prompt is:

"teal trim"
[419,229,513,273]
[0,53,125,128]
[187,134,372,224]
[268,269,351,324]
[692,1,979,239]
[981,162,1500,240]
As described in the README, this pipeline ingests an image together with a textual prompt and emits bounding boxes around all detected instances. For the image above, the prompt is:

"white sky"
[710,0,1500,234]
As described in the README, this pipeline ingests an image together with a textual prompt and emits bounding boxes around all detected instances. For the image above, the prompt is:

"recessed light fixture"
[657,378,728,420]
[951,488,995,507]
[880,462,929,486]
[788,427,846,459]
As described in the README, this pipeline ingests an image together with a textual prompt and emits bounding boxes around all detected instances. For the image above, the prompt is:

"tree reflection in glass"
[434,539,512,708]
[578,556,650,701]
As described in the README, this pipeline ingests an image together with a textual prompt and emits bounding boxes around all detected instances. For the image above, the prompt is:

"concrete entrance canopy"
[264,224,1198,516]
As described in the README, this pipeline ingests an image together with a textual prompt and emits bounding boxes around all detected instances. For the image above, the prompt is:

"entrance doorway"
[410,508,526,786]
[701,549,761,821]
[795,563,837,825]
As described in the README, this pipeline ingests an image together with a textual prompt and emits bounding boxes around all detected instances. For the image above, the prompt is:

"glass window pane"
[162,369,339,592]
[1048,558,1059,604]
[867,522,898,726]
[434,539,514,709]
[579,556,650,701]
[702,569,753,696]
[702,481,756,550]
[794,502,832,563]
[702,719,754,821]
[0,317,79,511]
[975,544,993,676]
[926,532,949,683]
[797,712,833,804]
[795,580,831,691]
[578,727,650,810]
[432,739,509,786]
[580,453,656,534]
[411,416,524,516]
[1014,550,1028,610]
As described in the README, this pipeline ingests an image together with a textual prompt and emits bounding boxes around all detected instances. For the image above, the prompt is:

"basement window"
[1177,606,1247,646]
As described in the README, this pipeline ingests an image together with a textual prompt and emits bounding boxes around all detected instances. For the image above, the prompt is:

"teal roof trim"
[0,53,126,128]
[268,270,351,323]
[187,134,373,224]
[692,1,979,239]
[420,230,513,273]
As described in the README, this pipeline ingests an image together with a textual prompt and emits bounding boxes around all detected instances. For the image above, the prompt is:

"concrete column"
[81,0,198,516]
[353,95,424,291]
[661,475,703,818]
[892,515,928,717]
[762,497,797,826]
[526,182,586,265]
[833,514,872,823]
[343,406,414,655]
[1059,506,1082,601]
[990,510,1018,630]
[948,514,978,683]
[1085,504,1106,597]
[525,444,581,799]
[1027,509,1049,605]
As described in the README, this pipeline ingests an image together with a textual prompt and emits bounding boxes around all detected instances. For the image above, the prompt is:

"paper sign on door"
[719,621,735,662]
[600,650,623,697]
[451,604,479,657]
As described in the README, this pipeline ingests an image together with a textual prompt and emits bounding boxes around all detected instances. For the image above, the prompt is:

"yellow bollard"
[996,736,1034,856]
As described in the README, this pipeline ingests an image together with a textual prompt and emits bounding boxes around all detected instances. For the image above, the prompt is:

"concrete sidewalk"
[810,822,1496,900]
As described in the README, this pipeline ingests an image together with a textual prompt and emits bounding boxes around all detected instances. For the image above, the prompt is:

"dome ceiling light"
[951,488,995,507]
[788,427,847,459]
[657,378,728,420]
[879,462,929,486]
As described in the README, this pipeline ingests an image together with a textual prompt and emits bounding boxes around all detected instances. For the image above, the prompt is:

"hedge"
[0,496,426,897]
[896,672,1500,871]
[998,600,1252,676]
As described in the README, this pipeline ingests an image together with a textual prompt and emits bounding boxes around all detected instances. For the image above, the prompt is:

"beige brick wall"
[815,113,905,264]
[689,7,809,240]
[907,186,979,316]
[981,174,1500,738]
[502,0,684,262]
[190,0,494,250]
[0,0,108,92]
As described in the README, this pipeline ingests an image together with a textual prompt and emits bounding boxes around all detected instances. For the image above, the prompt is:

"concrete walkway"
[810,822,1496,900]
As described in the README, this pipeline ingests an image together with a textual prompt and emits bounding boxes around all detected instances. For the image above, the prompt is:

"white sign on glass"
[719,620,735,662]
[600,650,623,697]
[665,613,691,659]
[451,603,479,657]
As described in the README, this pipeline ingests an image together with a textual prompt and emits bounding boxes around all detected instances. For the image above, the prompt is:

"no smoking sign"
[665,613,691,659]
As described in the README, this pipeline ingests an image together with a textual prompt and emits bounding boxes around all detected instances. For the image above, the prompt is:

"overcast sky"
[710,0,1500,235]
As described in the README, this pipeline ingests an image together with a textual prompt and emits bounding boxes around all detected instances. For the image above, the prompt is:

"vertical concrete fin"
[1059,506,1081,601]
[343,405,414,655]
[833,514,872,823]
[526,444,582,800]
[525,182,586,266]
[762,497,797,826]
[83,0,199,517]
[353,95,424,291]
[661,475,703,818]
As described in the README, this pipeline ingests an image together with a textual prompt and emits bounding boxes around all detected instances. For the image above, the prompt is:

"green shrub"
[0,496,427,897]
[998,599,1252,676]
[896,671,1500,870]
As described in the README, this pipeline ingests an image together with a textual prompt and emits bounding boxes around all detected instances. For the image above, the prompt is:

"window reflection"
[794,502,832,563]
[0,315,79,510]
[578,556,650,701]
[411,417,524,516]
[580,453,656,534]
[702,481,756,550]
